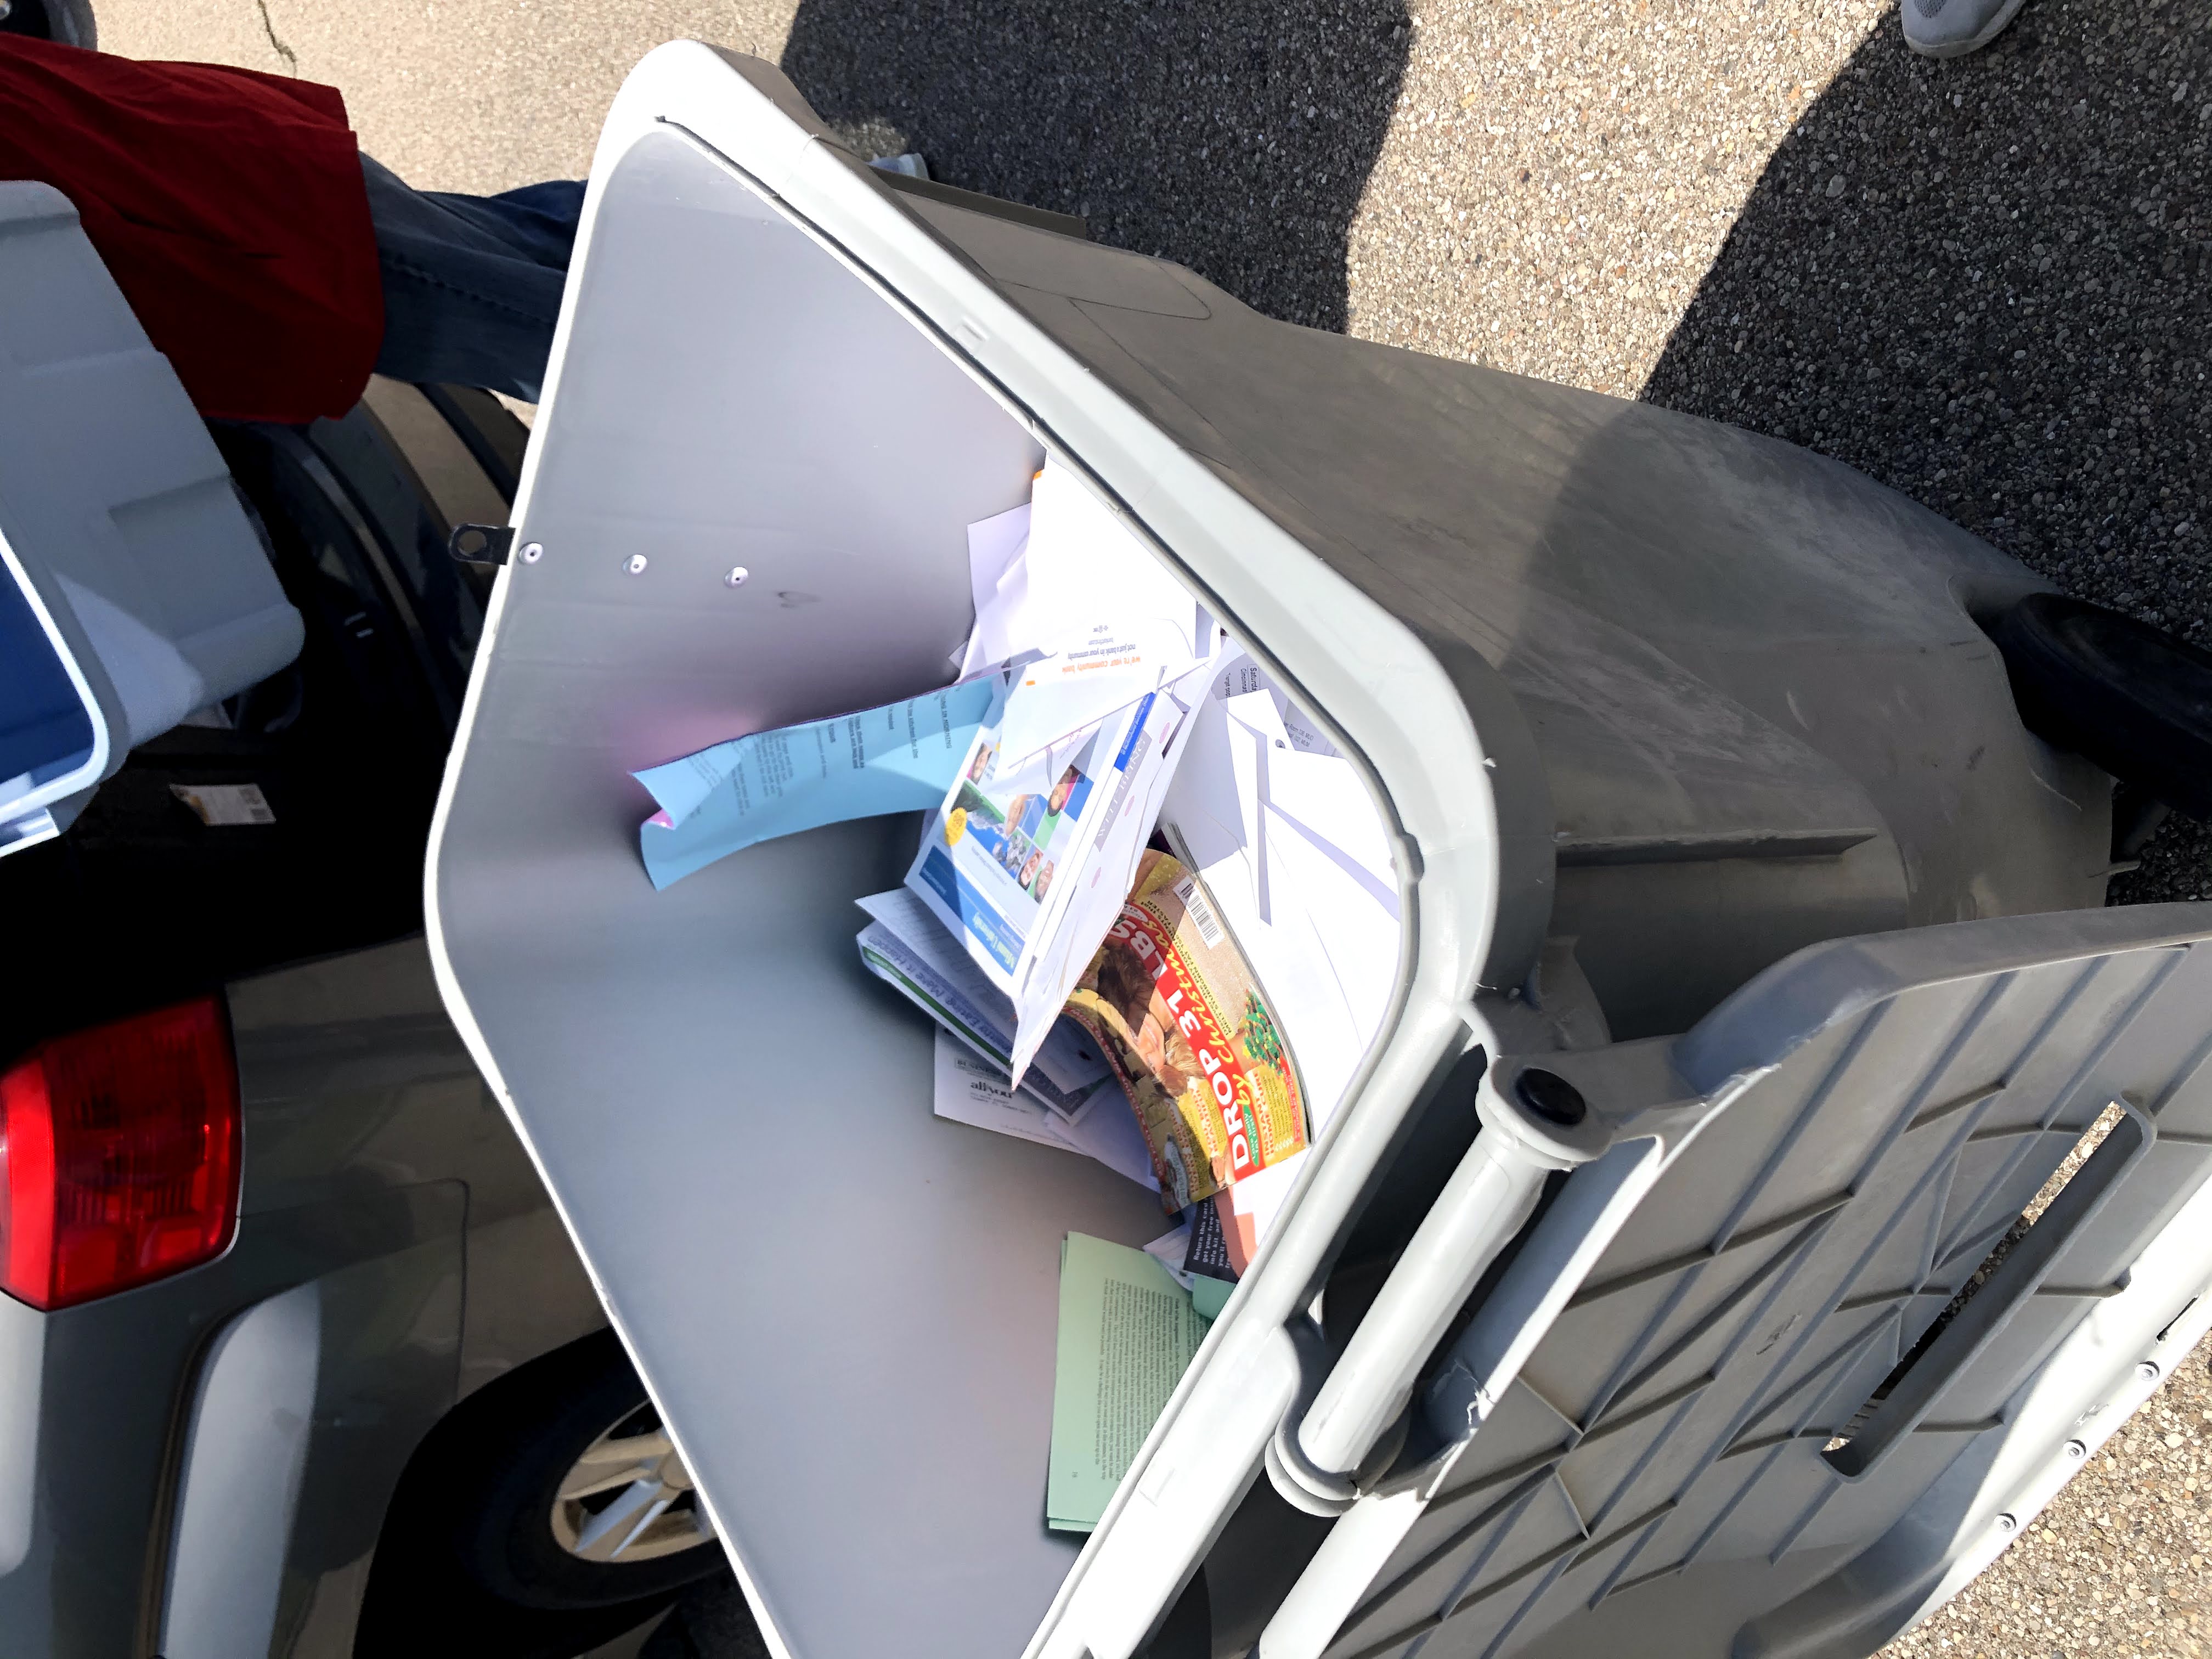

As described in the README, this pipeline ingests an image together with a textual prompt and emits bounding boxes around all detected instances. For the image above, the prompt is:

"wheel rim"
[549,1404,715,1565]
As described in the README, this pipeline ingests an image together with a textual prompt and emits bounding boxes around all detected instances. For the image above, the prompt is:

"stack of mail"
[856,886,1111,1119]
[627,455,1404,1264]
[905,459,1225,1086]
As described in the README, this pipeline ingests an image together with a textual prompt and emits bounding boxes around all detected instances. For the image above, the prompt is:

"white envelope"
[958,500,1033,676]
[1026,459,1204,657]
[992,615,1195,766]
[1160,687,1400,1139]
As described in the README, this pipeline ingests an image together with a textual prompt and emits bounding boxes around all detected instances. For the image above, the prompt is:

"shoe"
[1901,0,2027,57]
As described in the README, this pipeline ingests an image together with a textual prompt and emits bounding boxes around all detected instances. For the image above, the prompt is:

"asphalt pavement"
[93,0,2212,1652]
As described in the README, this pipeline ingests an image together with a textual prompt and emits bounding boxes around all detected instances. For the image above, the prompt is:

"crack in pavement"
[253,0,297,72]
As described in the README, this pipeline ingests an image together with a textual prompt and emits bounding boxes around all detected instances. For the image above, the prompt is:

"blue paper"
[635,680,1001,889]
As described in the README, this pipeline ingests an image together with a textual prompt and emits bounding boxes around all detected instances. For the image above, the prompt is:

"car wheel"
[364,1325,726,1643]
[0,0,97,47]
[1991,591,2212,823]
[436,1328,725,1611]
[544,1400,716,1568]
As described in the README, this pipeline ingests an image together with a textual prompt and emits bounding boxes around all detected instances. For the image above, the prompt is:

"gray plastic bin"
[0,183,304,854]
[426,46,2212,1659]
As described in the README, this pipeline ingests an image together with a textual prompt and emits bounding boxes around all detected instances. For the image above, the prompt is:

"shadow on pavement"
[1640,0,2212,899]
[778,0,1412,334]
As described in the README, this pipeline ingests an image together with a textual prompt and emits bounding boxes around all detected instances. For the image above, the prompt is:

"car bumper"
[0,1182,465,1658]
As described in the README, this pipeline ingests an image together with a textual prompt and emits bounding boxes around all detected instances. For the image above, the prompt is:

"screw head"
[521,542,544,564]
[725,566,750,588]
[2137,1361,2163,1383]
[624,554,650,576]
[1515,1067,1588,1128]
[1995,1513,2018,1533]
[2065,1438,2087,1459]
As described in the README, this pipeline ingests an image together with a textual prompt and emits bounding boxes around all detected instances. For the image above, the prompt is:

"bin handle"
[1259,1040,1709,1659]
[1267,1060,1606,1511]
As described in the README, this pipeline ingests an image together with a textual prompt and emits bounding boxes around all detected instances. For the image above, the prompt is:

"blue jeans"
[361,154,584,402]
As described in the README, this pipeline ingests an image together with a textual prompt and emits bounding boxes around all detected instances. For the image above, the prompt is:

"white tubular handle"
[1258,1489,1429,1659]
[1295,1125,1562,1479]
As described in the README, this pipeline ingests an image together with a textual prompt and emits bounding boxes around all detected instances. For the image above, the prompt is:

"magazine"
[1063,850,1308,1212]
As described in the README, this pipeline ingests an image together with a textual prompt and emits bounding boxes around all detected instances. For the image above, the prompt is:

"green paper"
[1190,1274,1234,1322]
[1046,1233,1211,1533]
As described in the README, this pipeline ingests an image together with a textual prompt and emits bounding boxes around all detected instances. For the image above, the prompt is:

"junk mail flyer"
[908,689,1170,1064]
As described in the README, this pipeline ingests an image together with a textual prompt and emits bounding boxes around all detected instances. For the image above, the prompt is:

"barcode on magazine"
[1172,876,1224,949]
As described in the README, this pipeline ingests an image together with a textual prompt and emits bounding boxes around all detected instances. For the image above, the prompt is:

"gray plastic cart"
[426,45,2212,1659]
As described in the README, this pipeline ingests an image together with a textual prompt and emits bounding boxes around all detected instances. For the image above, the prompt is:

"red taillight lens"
[0,997,241,1310]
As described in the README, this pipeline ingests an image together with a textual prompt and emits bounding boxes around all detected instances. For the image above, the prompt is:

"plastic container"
[0,183,303,855]
[427,47,2212,1659]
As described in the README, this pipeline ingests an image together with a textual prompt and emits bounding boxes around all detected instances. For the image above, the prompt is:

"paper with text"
[1047,1232,1212,1532]
[633,680,998,889]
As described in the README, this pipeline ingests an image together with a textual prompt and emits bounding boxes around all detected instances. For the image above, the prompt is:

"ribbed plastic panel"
[1335,907,2212,1659]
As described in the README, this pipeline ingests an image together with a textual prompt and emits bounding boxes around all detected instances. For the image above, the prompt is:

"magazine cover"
[1065,851,1307,1211]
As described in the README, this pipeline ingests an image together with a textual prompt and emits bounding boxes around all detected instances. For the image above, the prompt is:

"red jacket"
[0,37,381,424]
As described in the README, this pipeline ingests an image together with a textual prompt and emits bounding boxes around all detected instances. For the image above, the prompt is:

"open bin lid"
[427,43,1525,1659]
[0,183,303,855]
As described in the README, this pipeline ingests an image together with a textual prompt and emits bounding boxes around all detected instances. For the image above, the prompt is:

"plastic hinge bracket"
[448,523,514,567]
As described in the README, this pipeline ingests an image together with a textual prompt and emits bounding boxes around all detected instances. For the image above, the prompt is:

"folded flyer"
[1064,850,1308,1212]
[906,658,1216,1086]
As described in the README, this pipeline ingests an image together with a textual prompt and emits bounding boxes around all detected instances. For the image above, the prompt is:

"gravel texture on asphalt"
[1638,0,2212,913]
[93,2,2212,1654]
[1884,1355,2212,1659]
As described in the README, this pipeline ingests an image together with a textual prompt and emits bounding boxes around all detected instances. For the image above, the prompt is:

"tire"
[1991,592,2212,822]
[369,1328,725,1632]
[445,1328,724,1610]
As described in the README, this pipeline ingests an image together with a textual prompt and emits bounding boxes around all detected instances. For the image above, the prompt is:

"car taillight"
[0,997,241,1310]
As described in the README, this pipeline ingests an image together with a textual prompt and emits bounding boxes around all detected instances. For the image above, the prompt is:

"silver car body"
[0,381,608,1659]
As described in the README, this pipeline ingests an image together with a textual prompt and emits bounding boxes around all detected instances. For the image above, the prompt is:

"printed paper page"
[634,680,1000,889]
[931,1027,1081,1153]
[928,1030,1156,1190]
[1046,1232,1211,1532]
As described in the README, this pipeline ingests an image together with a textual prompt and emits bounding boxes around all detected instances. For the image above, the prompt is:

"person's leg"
[416,179,588,272]
[360,154,585,401]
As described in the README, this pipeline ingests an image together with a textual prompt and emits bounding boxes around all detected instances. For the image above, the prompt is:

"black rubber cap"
[1992,592,2212,822]
[1515,1067,1587,1128]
